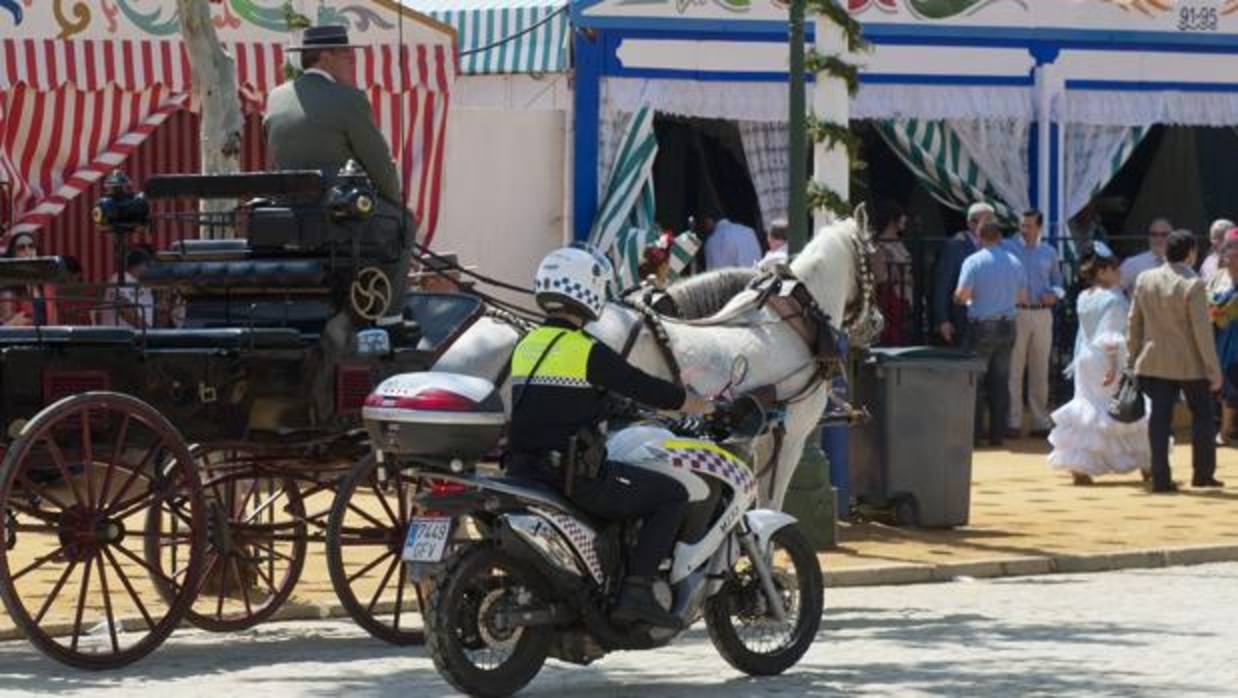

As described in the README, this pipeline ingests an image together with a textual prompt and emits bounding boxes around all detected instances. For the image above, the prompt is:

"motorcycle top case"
[362,372,505,460]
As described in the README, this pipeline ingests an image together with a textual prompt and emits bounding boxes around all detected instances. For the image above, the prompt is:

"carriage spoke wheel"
[145,450,306,632]
[325,455,424,645]
[0,392,205,670]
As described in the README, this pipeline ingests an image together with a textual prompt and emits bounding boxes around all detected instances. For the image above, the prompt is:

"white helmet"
[533,246,613,320]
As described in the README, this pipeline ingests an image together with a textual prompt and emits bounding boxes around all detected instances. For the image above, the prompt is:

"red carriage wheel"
[325,455,424,645]
[144,450,307,632]
[0,392,205,670]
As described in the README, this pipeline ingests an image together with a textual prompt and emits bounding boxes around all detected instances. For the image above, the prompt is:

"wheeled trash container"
[849,347,985,527]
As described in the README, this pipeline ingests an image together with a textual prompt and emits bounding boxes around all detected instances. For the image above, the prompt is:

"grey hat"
[287,25,363,52]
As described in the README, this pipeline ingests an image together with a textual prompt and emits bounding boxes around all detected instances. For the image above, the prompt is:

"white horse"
[589,215,877,509]
[433,214,877,510]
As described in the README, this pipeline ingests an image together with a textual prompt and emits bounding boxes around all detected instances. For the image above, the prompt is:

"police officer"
[265,25,412,338]
[508,247,713,629]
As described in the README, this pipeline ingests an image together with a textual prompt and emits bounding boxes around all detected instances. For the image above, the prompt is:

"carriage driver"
[506,247,714,629]
[264,25,413,339]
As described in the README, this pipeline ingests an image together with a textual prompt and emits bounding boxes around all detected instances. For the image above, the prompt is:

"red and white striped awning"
[0,37,453,266]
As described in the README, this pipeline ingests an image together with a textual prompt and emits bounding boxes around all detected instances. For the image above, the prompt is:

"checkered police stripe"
[532,507,604,582]
[671,448,758,497]
[519,375,591,388]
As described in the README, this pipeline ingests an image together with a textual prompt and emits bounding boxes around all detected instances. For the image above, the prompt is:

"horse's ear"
[853,202,870,235]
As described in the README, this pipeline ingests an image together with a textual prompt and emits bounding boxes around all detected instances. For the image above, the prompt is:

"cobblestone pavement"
[1,563,1235,698]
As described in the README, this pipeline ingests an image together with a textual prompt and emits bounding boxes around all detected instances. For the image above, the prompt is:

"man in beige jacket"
[1127,229,1224,493]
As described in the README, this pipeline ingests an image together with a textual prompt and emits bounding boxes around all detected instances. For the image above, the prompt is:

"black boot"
[611,577,680,630]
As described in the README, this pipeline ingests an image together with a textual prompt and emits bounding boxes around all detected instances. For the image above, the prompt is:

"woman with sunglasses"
[1,232,58,326]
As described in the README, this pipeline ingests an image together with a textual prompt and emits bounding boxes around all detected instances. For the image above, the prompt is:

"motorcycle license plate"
[402,516,452,563]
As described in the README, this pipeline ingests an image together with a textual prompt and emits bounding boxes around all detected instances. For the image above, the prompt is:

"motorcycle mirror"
[728,393,766,440]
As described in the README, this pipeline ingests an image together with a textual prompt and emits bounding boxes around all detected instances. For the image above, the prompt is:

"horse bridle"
[618,223,883,394]
[840,224,884,348]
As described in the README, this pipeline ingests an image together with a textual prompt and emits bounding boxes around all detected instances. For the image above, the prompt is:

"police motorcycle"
[362,357,825,698]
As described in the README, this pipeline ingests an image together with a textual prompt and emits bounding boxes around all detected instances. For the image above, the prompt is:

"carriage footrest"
[158,239,252,261]
[140,328,305,350]
[0,326,135,345]
[140,259,328,290]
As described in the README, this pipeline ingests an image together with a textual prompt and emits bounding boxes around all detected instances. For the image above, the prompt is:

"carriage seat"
[139,259,327,291]
[158,239,252,261]
[140,327,304,350]
[0,326,135,346]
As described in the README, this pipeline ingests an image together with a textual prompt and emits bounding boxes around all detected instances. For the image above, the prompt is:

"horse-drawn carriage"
[0,169,496,668]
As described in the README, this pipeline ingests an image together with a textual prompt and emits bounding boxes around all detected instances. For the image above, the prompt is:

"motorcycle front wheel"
[704,524,824,676]
[426,543,554,698]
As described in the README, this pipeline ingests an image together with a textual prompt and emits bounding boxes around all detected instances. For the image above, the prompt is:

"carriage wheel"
[0,392,205,670]
[145,450,307,632]
[325,455,424,645]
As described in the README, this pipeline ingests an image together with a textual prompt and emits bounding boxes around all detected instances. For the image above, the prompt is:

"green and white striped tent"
[405,0,571,75]
[589,105,701,291]
[876,119,1018,222]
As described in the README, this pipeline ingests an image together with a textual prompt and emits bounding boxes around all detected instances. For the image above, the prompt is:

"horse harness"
[615,228,880,501]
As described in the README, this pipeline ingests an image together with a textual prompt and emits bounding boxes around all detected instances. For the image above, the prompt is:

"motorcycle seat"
[480,476,604,529]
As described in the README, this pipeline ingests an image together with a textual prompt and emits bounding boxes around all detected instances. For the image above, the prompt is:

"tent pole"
[788,0,808,254]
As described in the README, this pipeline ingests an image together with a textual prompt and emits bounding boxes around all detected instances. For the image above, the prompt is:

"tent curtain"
[591,105,658,291]
[737,120,789,225]
[1062,124,1148,222]
[949,118,1031,215]
[875,118,1027,222]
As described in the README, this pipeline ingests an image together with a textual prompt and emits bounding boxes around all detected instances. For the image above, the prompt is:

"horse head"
[790,208,884,348]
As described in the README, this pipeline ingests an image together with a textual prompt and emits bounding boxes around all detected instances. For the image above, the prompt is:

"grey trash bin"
[849,347,985,528]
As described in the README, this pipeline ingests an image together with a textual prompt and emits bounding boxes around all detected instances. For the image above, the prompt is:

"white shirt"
[757,244,788,271]
[303,67,336,83]
[1201,251,1221,282]
[100,272,155,328]
[704,219,762,271]
[1119,250,1164,294]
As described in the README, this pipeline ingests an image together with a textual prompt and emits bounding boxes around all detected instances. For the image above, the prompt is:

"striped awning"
[1,38,453,253]
[876,119,1018,222]
[405,0,570,75]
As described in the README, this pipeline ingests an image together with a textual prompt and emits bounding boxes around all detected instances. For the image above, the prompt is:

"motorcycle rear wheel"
[704,524,823,676]
[426,543,553,698]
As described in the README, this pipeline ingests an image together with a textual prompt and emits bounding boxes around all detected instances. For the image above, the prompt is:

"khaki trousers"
[1008,307,1054,431]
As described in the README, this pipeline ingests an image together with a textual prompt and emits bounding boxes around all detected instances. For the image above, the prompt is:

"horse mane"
[665,267,759,320]
[789,217,865,325]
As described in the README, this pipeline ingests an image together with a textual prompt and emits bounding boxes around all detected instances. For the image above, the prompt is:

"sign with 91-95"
[1178,3,1223,32]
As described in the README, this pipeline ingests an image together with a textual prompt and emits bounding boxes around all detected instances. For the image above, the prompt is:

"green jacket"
[263,72,402,203]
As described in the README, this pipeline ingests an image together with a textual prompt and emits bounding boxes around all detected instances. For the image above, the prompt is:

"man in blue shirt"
[956,221,1028,446]
[933,202,992,347]
[1003,210,1064,438]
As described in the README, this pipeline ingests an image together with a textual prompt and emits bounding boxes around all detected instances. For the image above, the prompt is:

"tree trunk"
[177,0,243,238]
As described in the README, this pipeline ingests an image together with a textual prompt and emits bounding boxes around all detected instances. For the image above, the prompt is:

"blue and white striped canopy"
[404,0,570,75]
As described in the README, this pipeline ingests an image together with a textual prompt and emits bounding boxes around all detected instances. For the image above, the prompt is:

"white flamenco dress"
[1048,287,1151,476]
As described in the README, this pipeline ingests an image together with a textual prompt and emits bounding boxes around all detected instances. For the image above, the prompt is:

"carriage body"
[0,171,490,667]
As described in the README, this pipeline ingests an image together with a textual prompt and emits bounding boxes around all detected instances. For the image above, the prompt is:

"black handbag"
[1107,370,1145,424]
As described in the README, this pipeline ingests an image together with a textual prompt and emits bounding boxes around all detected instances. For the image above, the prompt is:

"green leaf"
[907,0,988,20]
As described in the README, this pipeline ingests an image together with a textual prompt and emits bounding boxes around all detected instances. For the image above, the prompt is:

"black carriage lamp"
[93,170,151,293]
[92,171,151,234]
[325,159,376,221]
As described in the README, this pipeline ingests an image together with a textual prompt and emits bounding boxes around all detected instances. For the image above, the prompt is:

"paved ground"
[823,438,1238,572]
[6,438,1238,642]
[1,562,1234,697]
